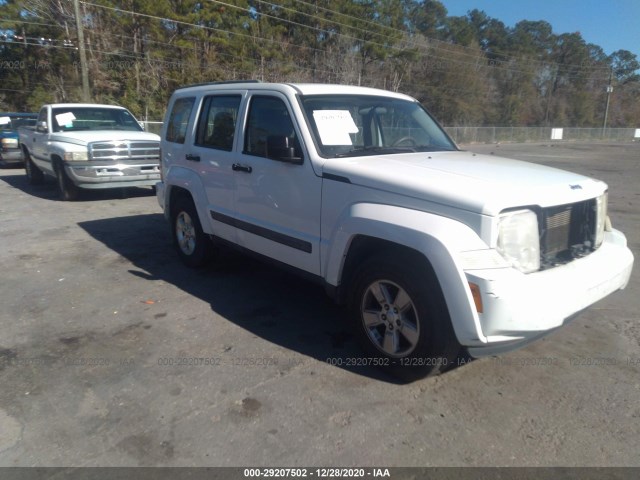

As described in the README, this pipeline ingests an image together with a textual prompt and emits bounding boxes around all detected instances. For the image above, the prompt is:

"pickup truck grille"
[88,141,159,162]
[539,199,597,269]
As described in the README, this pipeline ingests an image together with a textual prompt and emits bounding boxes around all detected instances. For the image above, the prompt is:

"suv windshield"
[300,95,456,158]
[51,107,143,132]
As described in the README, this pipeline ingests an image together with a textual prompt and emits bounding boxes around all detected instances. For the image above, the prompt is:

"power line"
[206,0,611,77]
[79,1,324,55]
[0,18,66,30]
[3,2,614,86]
[81,1,609,80]
[288,0,613,73]
[3,2,615,75]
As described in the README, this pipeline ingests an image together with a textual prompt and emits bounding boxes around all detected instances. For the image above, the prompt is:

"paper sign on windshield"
[0,116,10,126]
[313,110,359,145]
[55,112,76,128]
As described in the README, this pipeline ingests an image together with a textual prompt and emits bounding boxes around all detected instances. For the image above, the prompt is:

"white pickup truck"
[156,81,634,379]
[19,103,160,200]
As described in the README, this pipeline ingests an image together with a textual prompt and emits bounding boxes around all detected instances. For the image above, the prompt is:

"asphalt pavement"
[0,141,638,468]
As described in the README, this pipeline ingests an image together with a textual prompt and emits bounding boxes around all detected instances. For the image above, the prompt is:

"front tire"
[55,162,79,201]
[170,195,214,268]
[24,150,44,185]
[348,251,460,380]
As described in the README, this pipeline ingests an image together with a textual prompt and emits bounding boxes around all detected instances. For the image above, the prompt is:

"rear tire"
[170,195,214,268]
[24,150,44,185]
[55,161,79,201]
[348,251,460,381]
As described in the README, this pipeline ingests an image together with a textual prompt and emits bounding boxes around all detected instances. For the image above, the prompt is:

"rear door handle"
[232,163,252,173]
[185,154,200,162]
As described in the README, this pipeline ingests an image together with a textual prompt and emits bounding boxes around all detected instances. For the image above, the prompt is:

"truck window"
[166,97,195,144]
[50,107,143,132]
[195,95,241,151]
[244,96,301,159]
[36,108,47,132]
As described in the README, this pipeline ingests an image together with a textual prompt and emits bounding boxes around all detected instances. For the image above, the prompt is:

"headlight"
[1,138,18,148]
[594,192,608,248]
[63,151,89,161]
[497,209,540,273]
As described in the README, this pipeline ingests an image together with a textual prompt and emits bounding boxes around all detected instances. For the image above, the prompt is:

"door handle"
[185,154,200,162]
[232,163,252,173]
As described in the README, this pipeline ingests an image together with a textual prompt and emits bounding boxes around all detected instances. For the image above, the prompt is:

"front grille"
[539,199,597,269]
[89,141,159,161]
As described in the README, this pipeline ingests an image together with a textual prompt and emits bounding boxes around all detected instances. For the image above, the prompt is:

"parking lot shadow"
[0,171,155,201]
[78,213,402,383]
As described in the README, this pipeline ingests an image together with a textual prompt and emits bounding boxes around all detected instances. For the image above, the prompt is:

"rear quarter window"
[166,97,195,144]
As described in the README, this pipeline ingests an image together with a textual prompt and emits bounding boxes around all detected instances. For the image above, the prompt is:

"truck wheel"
[55,162,79,201]
[348,252,460,380]
[170,196,214,268]
[24,151,44,185]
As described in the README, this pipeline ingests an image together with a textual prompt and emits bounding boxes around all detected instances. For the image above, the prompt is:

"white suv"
[157,81,633,378]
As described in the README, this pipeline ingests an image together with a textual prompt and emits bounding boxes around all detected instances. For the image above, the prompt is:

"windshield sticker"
[0,116,11,126]
[55,112,76,128]
[313,110,359,145]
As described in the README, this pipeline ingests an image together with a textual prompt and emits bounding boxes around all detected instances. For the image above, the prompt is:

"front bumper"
[0,149,24,165]
[65,162,160,189]
[156,181,166,213]
[464,228,634,357]
[156,181,169,220]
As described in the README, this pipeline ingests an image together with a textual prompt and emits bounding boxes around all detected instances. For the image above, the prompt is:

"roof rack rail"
[176,80,262,90]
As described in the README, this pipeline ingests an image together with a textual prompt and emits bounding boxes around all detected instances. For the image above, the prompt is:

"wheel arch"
[337,236,436,298]
[23,144,45,185]
[164,166,211,234]
[51,153,63,169]
[325,203,489,345]
[168,185,193,209]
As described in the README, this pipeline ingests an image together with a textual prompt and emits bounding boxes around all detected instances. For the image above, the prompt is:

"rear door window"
[195,95,241,151]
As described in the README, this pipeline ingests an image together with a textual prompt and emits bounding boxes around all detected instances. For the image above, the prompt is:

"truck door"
[31,108,49,168]
[231,93,322,275]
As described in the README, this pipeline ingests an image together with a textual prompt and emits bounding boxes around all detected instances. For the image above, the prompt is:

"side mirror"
[266,135,303,164]
[37,121,48,133]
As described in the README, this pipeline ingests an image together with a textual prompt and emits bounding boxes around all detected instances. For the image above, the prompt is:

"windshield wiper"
[413,145,456,152]
[334,146,416,158]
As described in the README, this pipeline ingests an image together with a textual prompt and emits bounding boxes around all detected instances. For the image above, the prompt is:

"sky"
[439,0,640,60]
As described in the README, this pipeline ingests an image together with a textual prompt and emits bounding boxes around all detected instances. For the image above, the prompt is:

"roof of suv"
[173,81,415,101]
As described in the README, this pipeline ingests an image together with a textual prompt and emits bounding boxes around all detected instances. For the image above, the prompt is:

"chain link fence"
[142,121,638,145]
[444,126,639,144]
[141,121,163,135]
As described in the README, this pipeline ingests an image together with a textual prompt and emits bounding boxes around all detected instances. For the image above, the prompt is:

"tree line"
[1,0,639,127]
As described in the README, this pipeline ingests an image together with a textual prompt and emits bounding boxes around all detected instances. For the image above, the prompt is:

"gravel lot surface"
[0,142,638,467]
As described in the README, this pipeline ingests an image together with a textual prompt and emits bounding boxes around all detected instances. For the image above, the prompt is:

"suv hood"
[49,130,160,146]
[322,150,606,216]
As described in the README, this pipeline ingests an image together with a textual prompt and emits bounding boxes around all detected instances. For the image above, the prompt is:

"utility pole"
[602,68,613,138]
[73,0,90,102]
